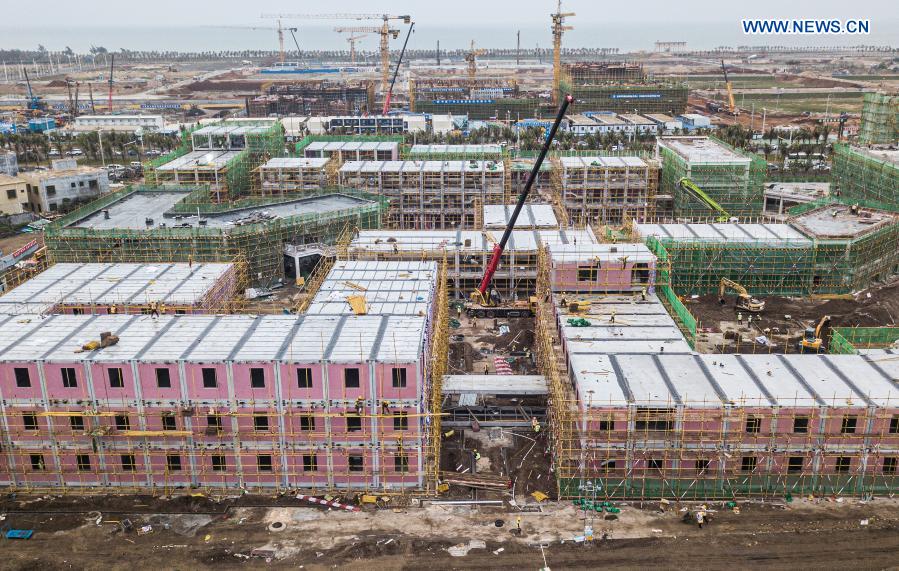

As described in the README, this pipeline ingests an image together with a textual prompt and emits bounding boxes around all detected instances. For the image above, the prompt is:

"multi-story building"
[0,174,27,216]
[22,160,109,214]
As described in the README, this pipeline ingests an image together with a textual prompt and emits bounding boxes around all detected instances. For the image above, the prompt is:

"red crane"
[469,94,573,311]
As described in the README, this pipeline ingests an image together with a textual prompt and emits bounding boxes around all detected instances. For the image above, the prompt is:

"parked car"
[129,161,143,169]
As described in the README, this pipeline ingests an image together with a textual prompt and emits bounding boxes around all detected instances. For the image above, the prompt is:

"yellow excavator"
[798,315,830,353]
[718,278,765,313]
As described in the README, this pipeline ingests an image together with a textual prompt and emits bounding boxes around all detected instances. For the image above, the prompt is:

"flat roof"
[549,243,656,264]
[306,141,398,152]
[408,144,503,155]
[559,156,649,168]
[192,124,270,136]
[155,150,242,171]
[350,228,597,254]
[790,205,897,240]
[442,375,547,395]
[635,222,812,245]
[0,313,426,364]
[658,137,750,165]
[851,146,899,167]
[306,260,437,316]
[483,204,558,229]
[69,191,373,231]
[260,157,330,169]
[340,160,504,174]
[765,182,830,202]
[0,263,232,311]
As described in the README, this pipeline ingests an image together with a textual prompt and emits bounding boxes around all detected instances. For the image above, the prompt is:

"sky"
[0,0,894,52]
[2,0,894,28]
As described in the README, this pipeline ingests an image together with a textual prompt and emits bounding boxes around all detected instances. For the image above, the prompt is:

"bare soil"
[2,493,898,570]
[689,278,899,353]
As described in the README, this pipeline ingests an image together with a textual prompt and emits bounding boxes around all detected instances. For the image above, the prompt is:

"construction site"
[1,4,898,568]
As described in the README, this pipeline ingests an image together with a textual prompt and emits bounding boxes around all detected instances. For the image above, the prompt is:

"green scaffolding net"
[829,327,899,355]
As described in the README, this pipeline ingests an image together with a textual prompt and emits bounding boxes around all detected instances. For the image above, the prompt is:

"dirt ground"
[689,278,899,353]
[2,492,897,570]
[0,232,40,257]
[449,314,537,375]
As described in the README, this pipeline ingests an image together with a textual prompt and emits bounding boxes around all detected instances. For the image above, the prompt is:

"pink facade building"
[0,260,438,492]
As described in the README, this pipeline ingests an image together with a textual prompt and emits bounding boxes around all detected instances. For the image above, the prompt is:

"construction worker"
[610,310,616,324]
[531,417,541,434]
[748,315,753,326]
[737,312,743,324]
[355,395,365,415]
[640,287,647,301]
[484,363,489,375]
[456,305,463,320]
[381,400,391,414]
[149,301,160,319]
[473,449,481,461]
[109,304,117,315]
[696,509,706,529]
[516,516,522,533]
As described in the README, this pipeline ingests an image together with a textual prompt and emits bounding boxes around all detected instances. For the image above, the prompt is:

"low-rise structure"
[72,115,166,133]
[21,161,109,214]
[0,174,28,216]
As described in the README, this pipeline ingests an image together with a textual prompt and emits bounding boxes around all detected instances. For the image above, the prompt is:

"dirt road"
[2,494,897,569]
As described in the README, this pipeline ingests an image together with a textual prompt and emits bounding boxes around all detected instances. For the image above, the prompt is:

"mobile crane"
[464,93,573,319]
[718,278,765,313]
[721,59,739,116]
[798,315,830,353]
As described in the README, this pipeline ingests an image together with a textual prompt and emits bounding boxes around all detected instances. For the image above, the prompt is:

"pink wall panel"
[183,364,229,399]
[0,363,42,399]
[232,363,277,400]
[89,363,138,399]
[279,363,325,400]
[327,364,369,400]
[373,363,418,400]
[43,363,91,400]
[136,363,182,400]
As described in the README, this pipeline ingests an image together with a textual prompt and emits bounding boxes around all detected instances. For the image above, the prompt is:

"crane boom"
[474,94,573,300]
[721,59,738,115]
[383,22,413,115]
[678,177,731,222]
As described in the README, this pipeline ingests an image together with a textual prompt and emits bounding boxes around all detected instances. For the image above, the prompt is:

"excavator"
[464,93,573,319]
[678,177,732,223]
[798,315,830,353]
[718,278,765,313]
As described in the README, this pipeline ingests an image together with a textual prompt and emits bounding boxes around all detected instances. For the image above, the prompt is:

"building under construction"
[551,155,661,226]
[144,120,286,203]
[0,258,449,493]
[634,204,899,296]
[409,79,543,121]
[534,245,899,500]
[346,228,597,298]
[338,160,508,229]
[43,186,386,287]
[857,92,898,145]
[0,262,241,316]
[562,61,646,84]
[658,137,767,219]
[831,144,898,212]
[246,81,375,117]
[563,62,688,116]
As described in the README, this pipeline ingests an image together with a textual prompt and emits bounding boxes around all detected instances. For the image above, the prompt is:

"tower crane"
[464,40,486,79]
[263,13,412,91]
[551,0,575,106]
[208,21,297,63]
[337,31,369,66]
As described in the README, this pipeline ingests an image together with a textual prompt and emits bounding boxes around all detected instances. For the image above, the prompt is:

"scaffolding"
[831,144,899,213]
[338,160,506,229]
[252,157,336,197]
[405,144,507,161]
[658,137,767,219]
[535,256,899,500]
[43,186,387,287]
[858,92,899,145]
[551,155,660,226]
[829,327,899,354]
[247,80,375,117]
[144,121,286,203]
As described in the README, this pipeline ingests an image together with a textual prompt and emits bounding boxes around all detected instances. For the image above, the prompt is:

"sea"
[1,22,897,55]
